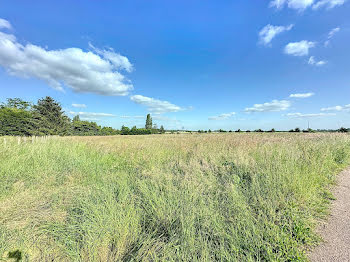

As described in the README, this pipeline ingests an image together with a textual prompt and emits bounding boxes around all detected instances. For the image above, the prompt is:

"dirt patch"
[309,167,350,261]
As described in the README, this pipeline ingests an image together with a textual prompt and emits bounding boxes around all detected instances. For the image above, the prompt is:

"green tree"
[0,98,40,136]
[130,126,138,135]
[1,98,31,110]
[145,114,152,129]
[71,120,101,136]
[100,126,119,135]
[0,107,39,136]
[121,125,130,135]
[159,125,165,134]
[72,115,81,122]
[33,96,69,135]
[303,128,314,133]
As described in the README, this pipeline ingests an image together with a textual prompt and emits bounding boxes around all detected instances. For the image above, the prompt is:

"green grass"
[1,133,350,261]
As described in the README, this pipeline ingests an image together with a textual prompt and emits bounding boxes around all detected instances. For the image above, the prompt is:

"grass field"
[1,133,350,261]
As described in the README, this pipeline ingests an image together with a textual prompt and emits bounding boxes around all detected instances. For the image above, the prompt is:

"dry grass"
[1,133,350,261]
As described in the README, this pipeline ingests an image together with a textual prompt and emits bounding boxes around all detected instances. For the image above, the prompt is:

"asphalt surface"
[309,167,350,262]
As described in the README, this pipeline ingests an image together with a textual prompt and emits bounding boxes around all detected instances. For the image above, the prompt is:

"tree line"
[0,97,165,136]
[1,97,348,136]
[196,127,349,133]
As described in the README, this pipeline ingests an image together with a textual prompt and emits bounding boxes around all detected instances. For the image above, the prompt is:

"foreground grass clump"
[1,134,350,261]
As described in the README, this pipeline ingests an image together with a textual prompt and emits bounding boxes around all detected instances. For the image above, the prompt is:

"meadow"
[1,133,350,261]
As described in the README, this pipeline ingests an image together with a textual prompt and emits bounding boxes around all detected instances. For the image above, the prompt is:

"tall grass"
[1,133,350,261]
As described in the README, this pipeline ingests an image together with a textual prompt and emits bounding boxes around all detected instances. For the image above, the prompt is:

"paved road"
[309,167,350,262]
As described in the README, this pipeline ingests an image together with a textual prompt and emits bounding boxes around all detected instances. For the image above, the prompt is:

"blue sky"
[0,0,349,130]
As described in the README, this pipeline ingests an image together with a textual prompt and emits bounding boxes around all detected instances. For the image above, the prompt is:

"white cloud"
[328,27,341,38]
[321,104,350,111]
[0,22,133,96]
[270,0,315,10]
[130,95,184,114]
[289,92,314,98]
[284,41,316,56]
[0,18,11,30]
[0,31,16,42]
[325,27,340,46]
[288,0,315,9]
[286,112,336,117]
[244,100,291,113]
[270,0,345,10]
[72,103,87,108]
[80,117,100,121]
[208,112,236,121]
[308,56,327,66]
[68,111,116,117]
[120,115,144,119]
[313,0,346,9]
[152,115,181,124]
[89,43,133,73]
[269,0,288,9]
[259,24,294,46]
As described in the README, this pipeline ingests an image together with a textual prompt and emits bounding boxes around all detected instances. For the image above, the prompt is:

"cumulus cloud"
[89,43,133,73]
[68,111,116,117]
[0,18,11,30]
[325,27,340,46]
[244,100,291,113]
[259,24,294,46]
[72,103,87,108]
[308,56,327,66]
[284,41,316,56]
[130,95,184,114]
[0,20,133,96]
[286,112,336,118]
[289,92,314,98]
[321,104,350,111]
[313,0,346,9]
[208,112,236,121]
[270,0,315,10]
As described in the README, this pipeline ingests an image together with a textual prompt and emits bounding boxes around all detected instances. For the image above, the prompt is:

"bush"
[339,127,349,133]
[0,108,40,136]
